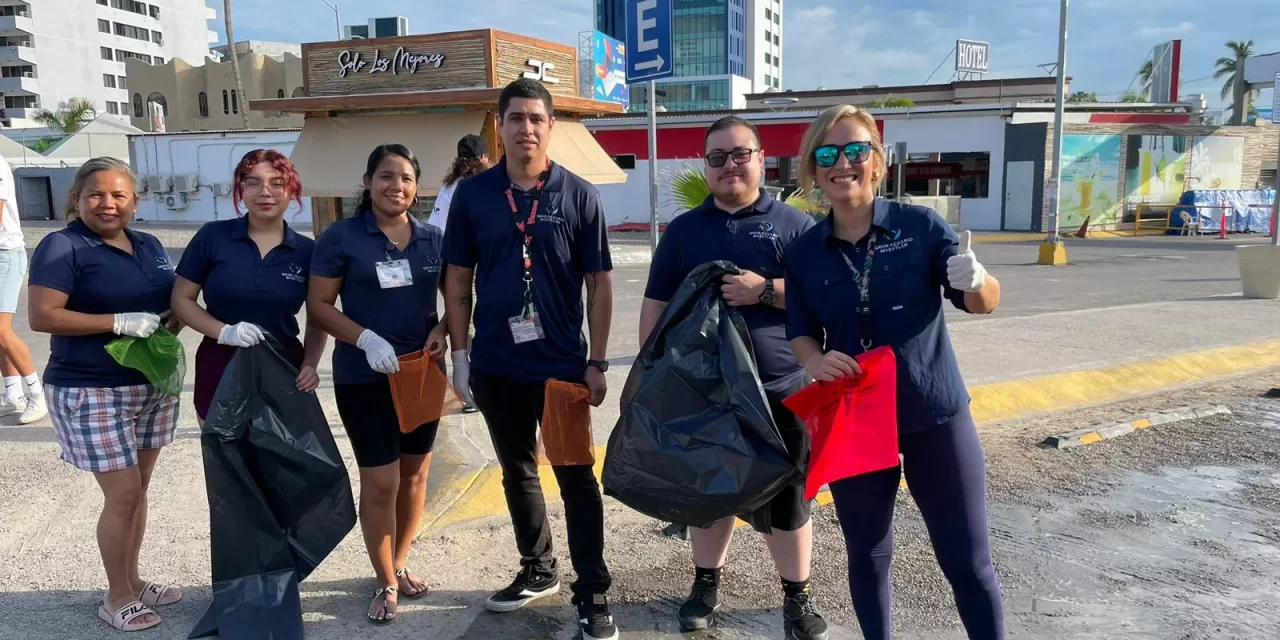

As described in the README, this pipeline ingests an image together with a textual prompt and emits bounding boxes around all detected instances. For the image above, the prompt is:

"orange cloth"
[388,350,463,434]
[538,380,595,466]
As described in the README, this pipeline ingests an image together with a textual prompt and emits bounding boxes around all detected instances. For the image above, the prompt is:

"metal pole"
[647,79,659,252]
[1047,0,1068,242]
[1272,132,1279,246]
[321,1,342,39]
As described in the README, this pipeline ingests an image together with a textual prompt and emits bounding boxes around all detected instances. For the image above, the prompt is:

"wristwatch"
[587,359,610,373]
[759,279,777,307]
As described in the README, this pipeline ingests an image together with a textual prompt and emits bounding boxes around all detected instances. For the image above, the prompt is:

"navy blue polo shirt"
[29,220,176,388]
[175,217,314,343]
[312,211,444,385]
[646,190,814,388]
[784,198,972,433]
[443,158,612,382]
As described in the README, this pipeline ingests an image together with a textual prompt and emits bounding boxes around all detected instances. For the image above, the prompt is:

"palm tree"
[32,98,96,134]
[1136,60,1154,100]
[864,95,914,108]
[1067,91,1098,103]
[1120,90,1145,103]
[223,0,250,128]
[1215,40,1255,125]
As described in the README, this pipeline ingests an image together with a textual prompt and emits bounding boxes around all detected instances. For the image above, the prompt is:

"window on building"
[118,76,128,90]
[4,95,38,109]
[765,8,771,20]
[106,102,120,115]
[765,30,771,43]
[1,66,33,78]
[152,30,163,45]
[109,0,148,16]
[896,152,992,199]
[765,73,771,86]
[231,90,239,114]
[98,19,111,33]
[764,53,770,65]
[132,93,143,118]
[116,49,152,64]
[97,0,107,5]
[103,74,116,88]
[277,89,285,99]
[149,5,160,19]
[198,92,208,117]
[155,57,163,64]
[612,154,637,170]
[222,90,229,114]
[773,76,780,88]
[114,23,149,41]
[101,47,114,61]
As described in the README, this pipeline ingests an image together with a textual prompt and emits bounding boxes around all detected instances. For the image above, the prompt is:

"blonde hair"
[797,104,886,194]
[64,157,138,222]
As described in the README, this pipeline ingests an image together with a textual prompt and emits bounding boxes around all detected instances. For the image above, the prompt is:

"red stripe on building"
[1087,113,1191,124]
[591,120,884,160]
[1170,40,1182,103]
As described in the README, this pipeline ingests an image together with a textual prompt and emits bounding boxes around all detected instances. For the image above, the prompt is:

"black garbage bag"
[190,338,356,639]
[603,261,801,529]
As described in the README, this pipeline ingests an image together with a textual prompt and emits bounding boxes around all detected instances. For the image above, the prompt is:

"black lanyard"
[839,233,878,352]
[503,162,552,302]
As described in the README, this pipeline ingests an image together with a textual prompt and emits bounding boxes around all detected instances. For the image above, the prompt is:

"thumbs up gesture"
[945,230,988,293]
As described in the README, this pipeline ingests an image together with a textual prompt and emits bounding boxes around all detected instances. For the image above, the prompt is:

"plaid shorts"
[46,384,181,473]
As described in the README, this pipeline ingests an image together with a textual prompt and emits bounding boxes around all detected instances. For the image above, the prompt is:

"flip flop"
[368,586,398,625]
[139,582,182,607]
[99,601,160,632]
[395,568,430,600]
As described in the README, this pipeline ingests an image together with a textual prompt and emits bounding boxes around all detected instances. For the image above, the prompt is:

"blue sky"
[213,0,1277,110]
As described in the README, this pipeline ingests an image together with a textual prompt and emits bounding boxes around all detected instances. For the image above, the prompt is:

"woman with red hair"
[172,149,327,421]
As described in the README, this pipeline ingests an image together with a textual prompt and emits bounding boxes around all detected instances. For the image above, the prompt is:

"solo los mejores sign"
[337,47,447,77]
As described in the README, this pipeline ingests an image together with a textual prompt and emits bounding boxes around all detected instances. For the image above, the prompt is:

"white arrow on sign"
[634,54,665,72]
[636,0,658,52]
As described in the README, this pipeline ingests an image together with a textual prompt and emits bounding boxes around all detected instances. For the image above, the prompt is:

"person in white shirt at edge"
[0,154,46,423]
[428,134,491,232]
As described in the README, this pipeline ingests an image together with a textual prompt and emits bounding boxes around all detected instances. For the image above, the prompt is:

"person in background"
[171,150,325,422]
[307,144,448,625]
[429,134,491,232]
[784,105,1005,640]
[0,153,46,423]
[638,115,828,640]
[444,78,617,640]
[27,158,184,632]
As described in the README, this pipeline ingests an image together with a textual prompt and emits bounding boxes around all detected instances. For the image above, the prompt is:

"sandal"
[139,582,182,607]
[395,567,429,599]
[98,600,160,632]
[368,586,398,625]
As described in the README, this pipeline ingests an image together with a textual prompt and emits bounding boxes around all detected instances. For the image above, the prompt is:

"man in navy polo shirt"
[638,116,828,640]
[443,78,617,640]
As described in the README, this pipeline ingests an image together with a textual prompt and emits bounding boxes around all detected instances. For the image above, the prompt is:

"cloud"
[1136,21,1195,38]
[796,6,837,21]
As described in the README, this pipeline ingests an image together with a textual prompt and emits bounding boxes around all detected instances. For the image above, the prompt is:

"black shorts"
[736,374,813,534]
[334,380,440,468]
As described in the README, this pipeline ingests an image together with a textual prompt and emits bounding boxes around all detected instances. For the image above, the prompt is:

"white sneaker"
[19,395,47,424]
[0,396,22,415]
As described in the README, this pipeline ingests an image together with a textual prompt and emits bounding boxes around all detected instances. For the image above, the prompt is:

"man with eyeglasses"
[637,116,828,640]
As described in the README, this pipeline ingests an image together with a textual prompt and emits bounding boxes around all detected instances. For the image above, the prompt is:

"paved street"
[1,221,1279,639]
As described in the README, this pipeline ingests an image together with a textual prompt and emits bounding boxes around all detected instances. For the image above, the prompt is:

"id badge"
[508,305,545,344]
[375,259,413,289]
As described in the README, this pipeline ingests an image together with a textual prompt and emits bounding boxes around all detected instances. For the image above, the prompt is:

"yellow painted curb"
[426,338,1280,531]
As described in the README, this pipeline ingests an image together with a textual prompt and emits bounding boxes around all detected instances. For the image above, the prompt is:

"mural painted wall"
[1188,136,1245,190]
[1060,134,1123,228]
[1124,135,1188,206]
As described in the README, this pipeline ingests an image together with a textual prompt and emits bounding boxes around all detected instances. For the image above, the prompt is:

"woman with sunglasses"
[172,150,325,423]
[783,105,1005,640]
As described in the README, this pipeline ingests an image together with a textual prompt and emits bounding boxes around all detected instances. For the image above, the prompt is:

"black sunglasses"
[814,142,876,168]
[706,147,759,168]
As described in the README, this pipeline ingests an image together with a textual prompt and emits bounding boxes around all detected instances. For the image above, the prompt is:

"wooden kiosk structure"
[249,29,628,234]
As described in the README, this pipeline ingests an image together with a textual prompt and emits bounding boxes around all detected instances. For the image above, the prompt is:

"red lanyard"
[504,161,552,284]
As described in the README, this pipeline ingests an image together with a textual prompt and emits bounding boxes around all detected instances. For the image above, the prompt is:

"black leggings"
[828,409,1004,640]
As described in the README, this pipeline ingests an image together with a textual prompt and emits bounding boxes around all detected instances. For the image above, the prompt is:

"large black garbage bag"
[603,261,801,528]
[190,338,356,639]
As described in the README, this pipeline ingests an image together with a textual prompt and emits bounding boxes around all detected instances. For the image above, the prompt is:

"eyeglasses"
[813,142,876,168]
[242,179,287,194]
[706,147,759,168]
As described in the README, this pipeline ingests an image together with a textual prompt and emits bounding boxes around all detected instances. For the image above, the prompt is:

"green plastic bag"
[104,327,187,397]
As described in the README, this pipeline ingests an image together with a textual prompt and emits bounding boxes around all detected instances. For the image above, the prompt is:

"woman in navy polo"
[172,150,324,422]
[28,158,184,633]
[784,105,1006,639]
[307,144,447,625]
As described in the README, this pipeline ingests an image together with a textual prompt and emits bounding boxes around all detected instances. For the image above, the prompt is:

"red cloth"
[782,346,900,500]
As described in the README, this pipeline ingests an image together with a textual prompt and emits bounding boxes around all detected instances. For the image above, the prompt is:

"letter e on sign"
[522,59,559,85]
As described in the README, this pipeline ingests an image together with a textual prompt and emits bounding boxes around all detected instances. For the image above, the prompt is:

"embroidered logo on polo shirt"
[749,221,780,241]
[878,234,915,254]
[423,256,442,274]
[282,263,305,283]
[154,255,175,272]
[538,203,567,226]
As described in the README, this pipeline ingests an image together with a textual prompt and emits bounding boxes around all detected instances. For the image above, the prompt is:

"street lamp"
[1039,0,1069,265]
[320,0,342,40]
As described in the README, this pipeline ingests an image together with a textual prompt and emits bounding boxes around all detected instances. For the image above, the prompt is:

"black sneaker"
[578,594,618,640]
[677,576,720,631]
[782,587,829,640]
[484,565,560,613]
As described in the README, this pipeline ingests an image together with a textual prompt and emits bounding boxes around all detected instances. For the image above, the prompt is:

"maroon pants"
[194,336,305,421]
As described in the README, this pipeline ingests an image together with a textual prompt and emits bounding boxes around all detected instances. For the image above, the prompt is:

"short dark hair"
[499,78,555,120]
[704,115,761,149]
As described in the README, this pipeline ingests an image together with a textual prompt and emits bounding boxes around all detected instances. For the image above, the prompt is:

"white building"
[747,0,782,92]
[0,0,218,127]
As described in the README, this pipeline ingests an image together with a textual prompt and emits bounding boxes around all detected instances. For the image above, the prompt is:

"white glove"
[113,312,161,338]
[451,349,475,406]
[217,322,265,348]
[357,329,400,374]
[945,230,988,293]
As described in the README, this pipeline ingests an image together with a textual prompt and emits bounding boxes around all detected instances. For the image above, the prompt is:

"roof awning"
[548,119,627,185]
[290,112,487,197]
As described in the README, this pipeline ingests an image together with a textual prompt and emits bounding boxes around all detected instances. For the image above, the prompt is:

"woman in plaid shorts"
[28,158,184,633]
